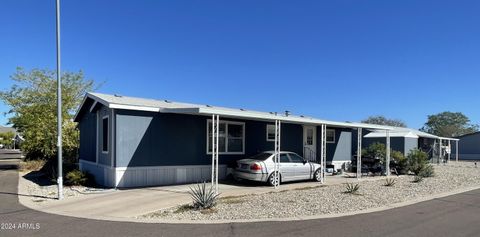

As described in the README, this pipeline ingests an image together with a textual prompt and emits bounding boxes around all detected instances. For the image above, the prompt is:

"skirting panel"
[115,165,228,188]
[79,160,115,187]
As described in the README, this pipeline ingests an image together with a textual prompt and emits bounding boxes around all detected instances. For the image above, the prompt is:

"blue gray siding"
[114,110,304,168]
[317,127,353,162]
[454,132,480,160]
[404,137,418,155]
[78,107,96,162]
[363,137,406,155]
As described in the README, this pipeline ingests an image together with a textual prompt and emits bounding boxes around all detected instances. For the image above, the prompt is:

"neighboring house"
[74,92,391,188]
[0,125,24,149]
[453,132,480,160]
[363,127,458,160]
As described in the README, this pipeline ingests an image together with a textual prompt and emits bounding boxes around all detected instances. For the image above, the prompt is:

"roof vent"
[206,105,212,108]
[269,112,274,114]
[285,110,291,117]
[164,100,172,103]
[300,115,305,118]
[114,94,122,97]
[240,108,246,111]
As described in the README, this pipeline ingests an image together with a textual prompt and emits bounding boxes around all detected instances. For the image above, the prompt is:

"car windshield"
[248,153,272,161]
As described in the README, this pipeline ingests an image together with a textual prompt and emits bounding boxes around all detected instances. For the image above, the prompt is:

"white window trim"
[206,119,245,155]
[326,129,335,143]
[102,115,109,154]
[266,124,275,142]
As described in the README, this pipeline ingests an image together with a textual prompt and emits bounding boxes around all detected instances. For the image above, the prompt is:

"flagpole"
[56,0,64,200]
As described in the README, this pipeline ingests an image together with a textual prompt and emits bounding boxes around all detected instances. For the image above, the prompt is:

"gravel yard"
[143,162,480,221]
[19,171,111,204]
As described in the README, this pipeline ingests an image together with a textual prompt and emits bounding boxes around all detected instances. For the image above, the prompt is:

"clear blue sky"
[1,0,479,129]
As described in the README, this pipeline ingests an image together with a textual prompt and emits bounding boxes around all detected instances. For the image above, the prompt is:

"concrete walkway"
[19,173,387,219]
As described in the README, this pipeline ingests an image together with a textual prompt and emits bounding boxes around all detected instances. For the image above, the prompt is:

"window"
[207,120,245,154]
[280,154,290,163]
[289,153,305,163]
[266,124,275,141]
[102,116,109,153]
[326,129,335,143]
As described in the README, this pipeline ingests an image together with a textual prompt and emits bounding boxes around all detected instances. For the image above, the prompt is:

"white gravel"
[19,171,112,203]
[143,162,480,221]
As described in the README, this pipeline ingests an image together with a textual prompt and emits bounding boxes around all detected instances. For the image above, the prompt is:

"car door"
[288,153,312,180]
[279,153,295,181]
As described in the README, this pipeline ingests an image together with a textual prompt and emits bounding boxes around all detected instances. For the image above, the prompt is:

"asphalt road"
[1,159,479,237]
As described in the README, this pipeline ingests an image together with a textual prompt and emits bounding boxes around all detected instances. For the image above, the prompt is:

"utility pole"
[56,0,64,200]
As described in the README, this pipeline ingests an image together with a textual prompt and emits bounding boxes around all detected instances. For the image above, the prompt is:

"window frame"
[101,115,109,153]
[266,124,276,142]
[326,129,335,143]
[206,120,245,155]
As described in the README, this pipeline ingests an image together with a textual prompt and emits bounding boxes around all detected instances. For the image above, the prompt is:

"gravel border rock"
[142,162,480,221]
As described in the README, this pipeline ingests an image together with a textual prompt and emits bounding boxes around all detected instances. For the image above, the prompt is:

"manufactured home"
[74,93,394,188]
[454,132,480,160]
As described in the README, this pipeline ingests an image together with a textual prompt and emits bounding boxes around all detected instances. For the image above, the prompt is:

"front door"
[303,126,317,161]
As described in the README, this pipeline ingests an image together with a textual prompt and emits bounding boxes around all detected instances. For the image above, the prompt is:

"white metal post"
[448,140,451,163]
[215,115,219,194]
[320,124,327,183]
[385,130,390,176]
[456,140,459,162]
[438,138,443,164]
[211,114,220,194]
[357,128,362,179]
[273,120,281,189]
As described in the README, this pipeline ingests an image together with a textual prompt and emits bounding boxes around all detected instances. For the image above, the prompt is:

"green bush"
[407,149,434,177]
[65,169,92,186]
[189,182,220,210]
[362,142,386,162]
[391,150,408,174]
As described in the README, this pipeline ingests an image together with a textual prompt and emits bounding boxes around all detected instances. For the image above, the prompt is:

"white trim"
[109,103,160,112]
[266,124,275,142]
[89,101,98,113]
[206,119,245,155]
[326,129,335,143]
[102,115,109,154]
[96,112,99,164]
[111,109,115,167]
[114,164,226,171]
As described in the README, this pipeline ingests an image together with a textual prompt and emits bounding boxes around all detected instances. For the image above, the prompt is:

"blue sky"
[1,0,479,129]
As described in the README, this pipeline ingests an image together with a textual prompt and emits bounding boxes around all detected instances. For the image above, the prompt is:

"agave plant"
[189,182,220,210]
[344,183,360,194]
[384,178,396,187]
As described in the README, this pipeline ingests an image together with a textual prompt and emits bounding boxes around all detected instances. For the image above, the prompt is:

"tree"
[0,131,15,148]
[420,111,479,137]
[361,115,407,127]
[0,67,96,160]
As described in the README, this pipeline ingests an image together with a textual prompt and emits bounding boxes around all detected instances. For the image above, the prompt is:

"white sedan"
[233,151,322,186]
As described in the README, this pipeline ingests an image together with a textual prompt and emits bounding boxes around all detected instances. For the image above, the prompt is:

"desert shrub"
[189,182,220,210]
[65,169,93,186]
[407,149,434,177]
[384,178,396,187]
[362,143,386,162]
[344,183,360,194]
[19,159,46,172]
[391,150,408,174]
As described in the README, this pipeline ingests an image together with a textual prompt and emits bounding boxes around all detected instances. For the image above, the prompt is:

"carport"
[163,106,392,193]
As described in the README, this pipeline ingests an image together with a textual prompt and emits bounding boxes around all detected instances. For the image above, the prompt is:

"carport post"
[385,130,390,176]
[438,138,443,164]
[211,114,220,194]
[356,128,362,179]
[273,119,281,189]
[320,124,327,183]
[448,140,451,163]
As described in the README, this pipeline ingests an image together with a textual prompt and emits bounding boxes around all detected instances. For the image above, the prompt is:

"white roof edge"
[75,92,393,130]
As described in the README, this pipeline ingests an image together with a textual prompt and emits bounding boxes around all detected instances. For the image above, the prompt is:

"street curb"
[17,171,480,224]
